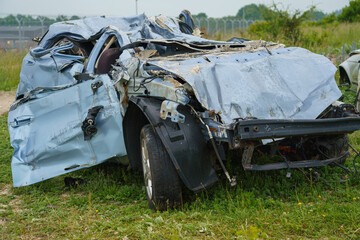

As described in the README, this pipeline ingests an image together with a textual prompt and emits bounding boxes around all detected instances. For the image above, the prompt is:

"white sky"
[0,0,351,18]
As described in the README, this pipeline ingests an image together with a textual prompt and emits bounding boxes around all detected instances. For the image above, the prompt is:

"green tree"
[338,0,360,22]
[56,15,69,22]
[236,4,267,20]
[70,15,81,20]
[0,15,17,25]
[193,12,208,19]
[319,12,337,24]
[310,10,326,21]
[248,5,314,44]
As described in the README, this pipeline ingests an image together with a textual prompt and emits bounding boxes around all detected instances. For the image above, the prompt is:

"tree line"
[193,0,360,23]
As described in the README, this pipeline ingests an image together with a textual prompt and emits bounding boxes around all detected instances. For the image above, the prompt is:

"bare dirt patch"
[0,91,16,115]
[9,198,23,213]
[0,184,11,196]
[0,184,23,213]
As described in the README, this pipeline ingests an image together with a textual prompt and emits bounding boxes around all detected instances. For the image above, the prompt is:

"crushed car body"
[8,11,360,210]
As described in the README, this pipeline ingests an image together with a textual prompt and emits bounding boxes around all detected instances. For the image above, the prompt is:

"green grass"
[212,22,360,57]
[0,50,25,91]
[1,112,360,239]
[299,22,360,54]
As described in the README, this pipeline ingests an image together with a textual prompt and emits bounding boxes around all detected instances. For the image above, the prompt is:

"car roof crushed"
[19,14,341,123]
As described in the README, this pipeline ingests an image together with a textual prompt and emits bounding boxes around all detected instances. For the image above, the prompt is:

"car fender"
[339,61,354,86]
[123,96,218,192]
[339,54,360,86]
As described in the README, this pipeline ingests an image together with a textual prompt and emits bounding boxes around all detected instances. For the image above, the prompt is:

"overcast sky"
[0,0,351,18]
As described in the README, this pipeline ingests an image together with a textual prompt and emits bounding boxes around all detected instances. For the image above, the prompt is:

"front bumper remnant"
[236,117,360,140]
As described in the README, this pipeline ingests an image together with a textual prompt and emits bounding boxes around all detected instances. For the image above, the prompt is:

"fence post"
[15,15,23,53]
[38,16,45,35]
[206,18,210,35]
[222,19,226,36]
[236,20,240,31]
[231,19,235,35]
[195,18,201,29]
[215,19,218,33]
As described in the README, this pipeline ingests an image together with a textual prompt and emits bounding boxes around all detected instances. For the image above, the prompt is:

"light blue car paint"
[8,14,342,187]
[9,75,126,187]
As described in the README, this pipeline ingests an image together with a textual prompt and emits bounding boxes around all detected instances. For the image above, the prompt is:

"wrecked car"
[339,49,360,86]
[339,49,360,109]
[8,11,360,210]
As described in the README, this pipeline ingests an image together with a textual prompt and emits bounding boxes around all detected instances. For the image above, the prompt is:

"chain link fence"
[0,15,258,51]
[193,17,256,36]
[0,15,82,52]
[2,14,358,57]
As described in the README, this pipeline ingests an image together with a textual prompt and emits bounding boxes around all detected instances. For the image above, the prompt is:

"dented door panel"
[8,75,126,187]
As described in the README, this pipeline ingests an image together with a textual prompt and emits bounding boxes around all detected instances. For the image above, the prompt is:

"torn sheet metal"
[148,47,341,123]
[39,14,220,49]
[17,54,84,97]
[8,76,126,187]
[17,14,225,98]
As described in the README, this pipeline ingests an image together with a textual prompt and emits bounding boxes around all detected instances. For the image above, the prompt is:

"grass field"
[0,50,25,91]
[1,22,360,239]
[1,112,360,239]
[213,22,360,60]
[299,22,360,55]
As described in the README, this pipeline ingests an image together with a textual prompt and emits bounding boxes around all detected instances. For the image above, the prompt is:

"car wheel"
[140,124,182,210]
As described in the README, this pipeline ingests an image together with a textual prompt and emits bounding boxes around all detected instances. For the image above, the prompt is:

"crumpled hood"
[148,47,341,123]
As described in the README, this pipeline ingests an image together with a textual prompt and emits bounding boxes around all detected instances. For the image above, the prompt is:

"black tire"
[140,124,182,210]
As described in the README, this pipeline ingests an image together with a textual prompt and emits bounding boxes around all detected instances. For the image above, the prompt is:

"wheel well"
[125,96,218,191]
[123,101,150,171]
[339,66,350,85]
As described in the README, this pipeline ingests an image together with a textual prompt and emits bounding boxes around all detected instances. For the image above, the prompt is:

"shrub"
[338,0,360,22]
[247,5,313,45]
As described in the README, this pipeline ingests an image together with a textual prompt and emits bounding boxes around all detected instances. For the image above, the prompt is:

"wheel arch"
[123,96,218,192]
[123,100,150,171]
[339,64,352,86]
